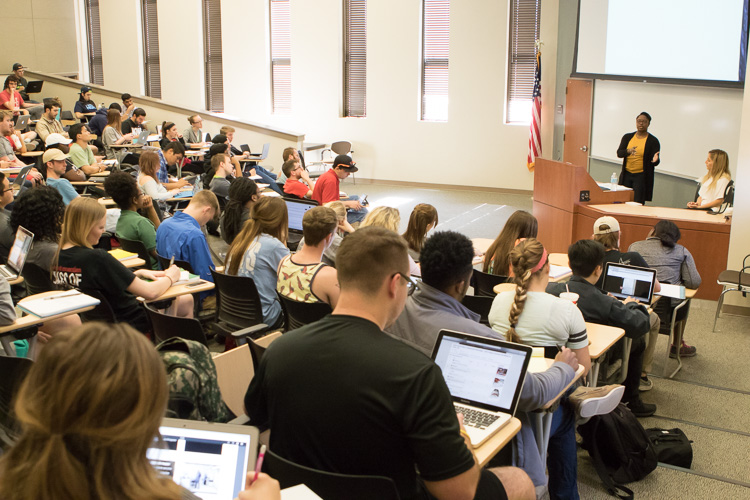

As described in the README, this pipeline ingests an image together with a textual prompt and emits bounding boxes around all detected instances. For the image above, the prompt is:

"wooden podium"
[533,159,633,253]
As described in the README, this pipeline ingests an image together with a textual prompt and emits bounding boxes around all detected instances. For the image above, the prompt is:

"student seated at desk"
[88,103,115,138]
[0,111,43,184]
[0,75,41,117]
[74,86,98,121]
[159,121,186,149]
[68,123,107,177]
[402,203,438,263]
[52,198,192,333]
[183,114,207,148]
[311,154,368,224]
[277,206,339,308]
[687,149,732,210]
[44,134,87,183]
[629,220,701,358]
[138,151,181,210]
[547,240,656,417]
[44,149,79,206]
[296,201,353,267]
[35,98,67,144]
[105,171,161,270]
[121,108,146,135]
[226,197,290,329]
[208,153,234,200]
[219,177,259,245]
[0,173,14,261]
[484,210,538,276]
[361,206,420,276]
[0,322,280,500]
[281,158,314,199]
[102,109,135,160]
[4,121,36,153]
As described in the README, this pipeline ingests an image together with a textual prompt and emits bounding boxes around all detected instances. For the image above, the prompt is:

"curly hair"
[222,178,259,245]
[420,231,474,292]
[103,171,139,210]
[10,186,65,243]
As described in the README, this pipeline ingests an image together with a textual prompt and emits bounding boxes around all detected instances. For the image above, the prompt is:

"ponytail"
[506,238,547,343]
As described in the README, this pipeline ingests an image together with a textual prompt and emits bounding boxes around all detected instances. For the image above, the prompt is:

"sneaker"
[569,384,625,419]
[626,399,656,418]
[670,340,697,358]
[639,376,653,392]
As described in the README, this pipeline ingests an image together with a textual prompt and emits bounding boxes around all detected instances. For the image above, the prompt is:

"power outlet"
[579,190,590,202]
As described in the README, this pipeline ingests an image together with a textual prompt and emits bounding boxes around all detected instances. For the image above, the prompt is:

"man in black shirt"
[245,227,534,500]
[121,108,146,135]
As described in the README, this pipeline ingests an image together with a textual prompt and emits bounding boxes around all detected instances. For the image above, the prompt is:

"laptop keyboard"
[455,405,501,430]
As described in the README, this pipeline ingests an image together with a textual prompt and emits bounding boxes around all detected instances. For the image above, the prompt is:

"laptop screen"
[602,262,656,303]
[7,226,33,274]
[147,419,258,500]
[432,331,531,413]
[285,198,317,233]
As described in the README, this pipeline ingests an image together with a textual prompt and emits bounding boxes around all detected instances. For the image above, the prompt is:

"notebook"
[0,226,33,280]
[108,249,139,261]
[431,330,532,448]
[148,418,259,500]
[602,262,657,303]
[18,290,101,318]
[285,197,317,234]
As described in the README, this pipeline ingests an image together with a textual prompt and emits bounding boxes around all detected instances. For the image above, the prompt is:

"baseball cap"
[80,85,92,94]
[12,63,23,71]
[333,154,358,172]
[45,133,72,146]
[43,149,69,163]
[593,216,620,235]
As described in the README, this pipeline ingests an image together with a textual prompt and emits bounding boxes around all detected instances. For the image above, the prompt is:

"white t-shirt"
[488,291,588,349]
[697,175,730,204]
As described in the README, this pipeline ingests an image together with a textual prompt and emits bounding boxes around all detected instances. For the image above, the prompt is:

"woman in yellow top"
[687,149,731,210]
[616,112,661,205]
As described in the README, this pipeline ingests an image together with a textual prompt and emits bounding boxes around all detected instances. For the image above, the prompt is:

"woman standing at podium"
[617,112,660,205]
[687,149,731,210]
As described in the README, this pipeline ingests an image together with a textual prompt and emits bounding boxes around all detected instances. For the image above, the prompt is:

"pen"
[44,291,81,300]
[169,256,175,268]
[253,444,266,482]
[556,345,563,353]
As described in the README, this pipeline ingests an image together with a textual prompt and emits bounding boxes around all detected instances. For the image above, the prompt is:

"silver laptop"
[14,114,30,131]
[132,129,150,145]
[602,262,657,303]
[148,418,259,500]
[431,330,532,448]
[1,226,33,280]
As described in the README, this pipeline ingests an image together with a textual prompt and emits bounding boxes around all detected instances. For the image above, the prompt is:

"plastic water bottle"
[610,172,618,191]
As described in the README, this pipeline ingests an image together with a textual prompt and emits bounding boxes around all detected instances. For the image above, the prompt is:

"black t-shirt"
[245,314,475,500]
[53,246,148,332]
[121,118,139,135]
[595,249,651,288]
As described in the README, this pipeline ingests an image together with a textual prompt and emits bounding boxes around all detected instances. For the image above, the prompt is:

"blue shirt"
[155,211,214,284]
[47,178,79,205]
[157,150,170,184]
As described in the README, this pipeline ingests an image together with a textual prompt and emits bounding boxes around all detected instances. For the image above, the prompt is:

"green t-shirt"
[68,143,95,170]
[115,210,158,269]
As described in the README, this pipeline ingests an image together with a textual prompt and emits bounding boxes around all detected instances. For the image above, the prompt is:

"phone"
[186,280,205,288]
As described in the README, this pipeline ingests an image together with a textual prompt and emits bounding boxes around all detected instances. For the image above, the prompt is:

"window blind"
[506,0,540,124]
[84,0,104,86]
[270,0,291,113]
[203,0,224,112]
[344,0,366,117]
[141,0,161,98]
[421,0,449,122]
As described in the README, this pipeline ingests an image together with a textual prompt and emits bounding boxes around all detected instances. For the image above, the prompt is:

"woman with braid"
[488,238,591,376]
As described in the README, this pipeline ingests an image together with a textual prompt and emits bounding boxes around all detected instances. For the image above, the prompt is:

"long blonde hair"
[402,203,438,254]
[60,197,106,250]
[226,197,288,275]
[700,149,731,192]
[360,206,400,232]
[0,323,182,500]
[506,238,548,343]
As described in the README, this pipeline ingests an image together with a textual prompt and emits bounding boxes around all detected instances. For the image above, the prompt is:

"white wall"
[4,0,79,75]
[99,0,143,93]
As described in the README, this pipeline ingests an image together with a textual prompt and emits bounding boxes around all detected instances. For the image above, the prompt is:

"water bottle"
[610,172,618,191]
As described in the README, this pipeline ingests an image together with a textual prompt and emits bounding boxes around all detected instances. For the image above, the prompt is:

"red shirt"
[311,168,340,205]
[0,90,24,116]
[283,178,310,198]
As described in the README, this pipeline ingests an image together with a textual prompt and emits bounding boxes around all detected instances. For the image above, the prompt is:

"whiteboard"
[590,80,742,180]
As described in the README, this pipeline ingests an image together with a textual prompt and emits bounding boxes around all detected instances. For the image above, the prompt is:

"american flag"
[527,51,541,171]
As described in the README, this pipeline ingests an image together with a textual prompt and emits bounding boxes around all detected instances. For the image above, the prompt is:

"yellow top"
[625,135,647,173]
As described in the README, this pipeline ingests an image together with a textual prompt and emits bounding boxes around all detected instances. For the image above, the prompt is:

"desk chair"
[116,236,153,269]
[144,303,208,346]
[77,288,117,324]
[0,356,33,447]
[21,263,60,296]
[277,293,332,331]
[210,270,272,345]
[156,252,194,273]
[654,293,693,378]
[472,269,509,297]
[265,449,400,500]
[714,253,750,331]
[461,294,493,326]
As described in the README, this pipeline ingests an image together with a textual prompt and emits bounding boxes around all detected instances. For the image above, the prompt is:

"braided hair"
[506,238,547,343]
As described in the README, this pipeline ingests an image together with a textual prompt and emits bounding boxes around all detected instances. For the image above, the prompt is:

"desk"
[528,358,585,465]
[471,238,494,265]
[475,417,522,467]
[0,167,22,175]
[587,322,627,388]
[118,257,146,269]
[143,280,214,302]
[90,170,110,177]
[98,197,117,207]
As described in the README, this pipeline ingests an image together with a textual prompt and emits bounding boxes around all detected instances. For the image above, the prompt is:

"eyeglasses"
[1,187,14,194]
[395,272,417,296]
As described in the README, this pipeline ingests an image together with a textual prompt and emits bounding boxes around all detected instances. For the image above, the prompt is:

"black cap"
[12,63,23,71]
[80,85,92,94]
[333,154,358,172]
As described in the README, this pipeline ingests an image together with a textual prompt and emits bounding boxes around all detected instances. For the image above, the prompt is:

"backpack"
[578,403,658,499]
[156,337,234,423]
[645,427,693,468]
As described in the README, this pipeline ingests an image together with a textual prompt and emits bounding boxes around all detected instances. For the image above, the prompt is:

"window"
[141,0,161,98]
[203,0,224,112]
[270,0,291,113]
[344,0,366,117]
[506,0,540,124]
[421,0,449,122]
[83,0,104,85]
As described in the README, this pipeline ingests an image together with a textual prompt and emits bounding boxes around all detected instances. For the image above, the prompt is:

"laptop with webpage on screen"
[0,226,33,281]
[148,418,259,500]
[284,197,317,234]
[602,262,657,303]
[431,330,531,448]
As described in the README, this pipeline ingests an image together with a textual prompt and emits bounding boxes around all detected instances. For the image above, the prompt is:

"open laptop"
[131,129,150,145]
[0,226,33,280]
[602,262,657,303]
[147,418,259,500]
[24,81,43,94]
[431,330,532,448]
[246,142,270,160]
[14,114,30,131]
[11,165,33,197]
[285,197,318,234]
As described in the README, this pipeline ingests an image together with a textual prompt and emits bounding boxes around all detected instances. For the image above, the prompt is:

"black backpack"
[645,428,693,468]
[579,403,658,499]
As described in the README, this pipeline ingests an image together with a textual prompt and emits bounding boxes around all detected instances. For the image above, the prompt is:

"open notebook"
[19,290,100,318]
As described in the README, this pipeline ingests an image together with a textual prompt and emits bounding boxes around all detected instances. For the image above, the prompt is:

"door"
[563,79,593,169]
